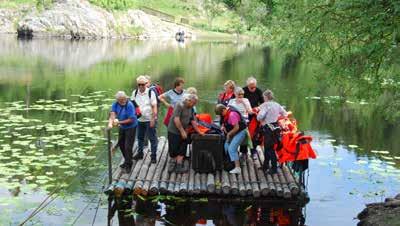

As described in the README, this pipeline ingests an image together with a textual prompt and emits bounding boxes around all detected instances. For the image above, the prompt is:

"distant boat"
[175,31,185,42]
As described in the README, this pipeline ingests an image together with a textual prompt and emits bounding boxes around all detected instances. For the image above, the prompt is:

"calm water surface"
[0,36,399,225]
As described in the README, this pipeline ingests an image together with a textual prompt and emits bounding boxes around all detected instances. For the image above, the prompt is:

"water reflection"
[115,198,306,226]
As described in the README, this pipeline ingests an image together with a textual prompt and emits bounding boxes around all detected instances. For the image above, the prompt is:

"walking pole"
[106,128,112,226]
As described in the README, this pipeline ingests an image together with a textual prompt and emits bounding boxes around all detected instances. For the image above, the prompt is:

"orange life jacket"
[186,113,212,134]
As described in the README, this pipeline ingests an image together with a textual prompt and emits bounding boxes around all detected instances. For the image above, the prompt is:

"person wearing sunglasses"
[131,76,158,164]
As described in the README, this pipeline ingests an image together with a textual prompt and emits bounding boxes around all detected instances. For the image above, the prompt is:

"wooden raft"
[106,137,307,202]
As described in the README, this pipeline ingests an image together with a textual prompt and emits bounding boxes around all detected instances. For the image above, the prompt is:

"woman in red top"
[217,80,236,106]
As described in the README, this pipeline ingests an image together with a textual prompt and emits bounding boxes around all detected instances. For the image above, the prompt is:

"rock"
[385,198,395,203]
[395,194,400,200]
[384,200,400,207]
[17,0,117,39]
[358,195,400,226]
[0,8,24,34]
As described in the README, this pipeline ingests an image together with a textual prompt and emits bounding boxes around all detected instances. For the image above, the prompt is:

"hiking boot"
[229,167,241,174]
[167,159,176,173]
[133,152,143,160]
[150,156,157,164]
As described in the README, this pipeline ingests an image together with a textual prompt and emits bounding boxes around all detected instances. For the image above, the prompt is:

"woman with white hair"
[228,87,253,121]
[257,89,287,175]
[108,91,138,173]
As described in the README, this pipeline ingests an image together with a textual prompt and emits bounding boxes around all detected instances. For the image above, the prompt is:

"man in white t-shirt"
[132,75,158,163]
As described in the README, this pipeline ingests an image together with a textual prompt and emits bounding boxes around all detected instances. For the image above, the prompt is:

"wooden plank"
[272,173,283,197]
[247,157,261,198]
[282,165,300,196]
[114,144,139,197]
[104,159,124,195]
[237,170,247,197]
[167,171,176,194]
[221,170,230,195]
[158,155,171,194]
[187,164,195,195]
[142,138,167,196]
[133,148,152,195]
[241,156,253,196]
[174,172,182,194]
[255,167,270,196]
[229,173,239,195]
[200,173,207,193]
[206,173,215,193]
[149,142,169,195]
[179,160,190,194]
[193,172,201,194]
[266,173,276,196]
[277,168,291,199]
[215,171,222,194]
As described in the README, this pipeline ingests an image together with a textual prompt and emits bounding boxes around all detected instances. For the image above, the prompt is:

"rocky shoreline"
[357,193,400,226]
[0,0,199,40]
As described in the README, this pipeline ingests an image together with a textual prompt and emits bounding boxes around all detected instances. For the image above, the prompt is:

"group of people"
[108,75,287,176]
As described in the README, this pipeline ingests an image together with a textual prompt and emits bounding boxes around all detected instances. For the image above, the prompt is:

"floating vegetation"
[0,92,112,197]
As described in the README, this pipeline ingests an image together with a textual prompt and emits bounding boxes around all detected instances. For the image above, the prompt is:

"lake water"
[0,36,399,225]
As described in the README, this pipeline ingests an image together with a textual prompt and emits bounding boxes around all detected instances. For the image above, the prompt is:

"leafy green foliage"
[88,0,134,10]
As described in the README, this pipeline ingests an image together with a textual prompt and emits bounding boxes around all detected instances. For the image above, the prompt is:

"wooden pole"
[272,173,283,197]
[277,168,291,199]
[229,173,239,195]
[167,171,176,194]
[142,139,166,196]
[246,157,261,198]
[149,142,169,195]
[179,160,190,194]
[106,128,112,226]
[200,173,207,193]
[159,155,171,194]
[133,148,152,195]
[221,170,231,195]
[174,172,182,194]
[215,171,222,194]
[124,145,148,194]
[193,173,201,194]
[206,173,215,193]
[241,156,253,195]
[187,166,195,195]
[266,173,276,196]
[282,165,300,195]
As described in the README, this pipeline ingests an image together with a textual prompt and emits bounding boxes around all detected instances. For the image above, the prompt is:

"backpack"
[149,84,163,107]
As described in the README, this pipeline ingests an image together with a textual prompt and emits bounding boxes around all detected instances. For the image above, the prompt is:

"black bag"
[191,134,224,173]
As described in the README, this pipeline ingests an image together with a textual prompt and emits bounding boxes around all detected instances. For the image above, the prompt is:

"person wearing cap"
[215,104,247,174]
[108,91,138,173]
[131,75,158,164]
[257,89,287,175]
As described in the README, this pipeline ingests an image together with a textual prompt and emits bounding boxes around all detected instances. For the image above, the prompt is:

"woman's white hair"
[234,87,244,96]
[246,76,257,85]
[136,75,148,84]
[115,91,128,99]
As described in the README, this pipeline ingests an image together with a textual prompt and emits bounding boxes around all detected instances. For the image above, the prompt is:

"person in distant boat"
[215,104,247,174]
[108,91,138,173]
[131,76,158,164]
[159,77,186,126]
[217,80,236,106]
[167,94,203,173]
[257,90,287,175]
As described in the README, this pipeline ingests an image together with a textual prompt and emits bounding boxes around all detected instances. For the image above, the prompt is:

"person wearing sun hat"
[108,91,138,173]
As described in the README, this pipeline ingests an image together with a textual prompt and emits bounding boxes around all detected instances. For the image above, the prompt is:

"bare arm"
[108,112,116,128]
[159,93,171,108]
[227,124,239,140]
[174,116,187,139]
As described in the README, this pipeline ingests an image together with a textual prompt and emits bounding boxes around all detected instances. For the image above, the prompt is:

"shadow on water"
[115,196,306,226]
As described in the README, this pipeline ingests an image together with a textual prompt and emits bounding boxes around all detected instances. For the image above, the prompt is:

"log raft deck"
[105,136,309,206]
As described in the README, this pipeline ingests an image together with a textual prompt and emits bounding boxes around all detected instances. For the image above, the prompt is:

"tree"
[203,0,223,29]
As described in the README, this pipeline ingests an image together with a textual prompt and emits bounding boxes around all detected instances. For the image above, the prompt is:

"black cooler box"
[191,134,224,173]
